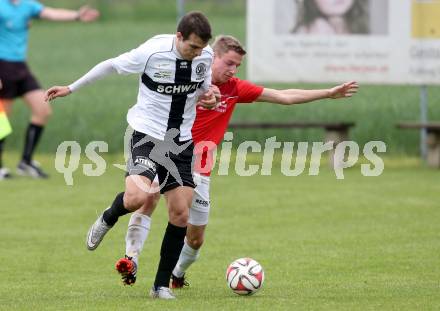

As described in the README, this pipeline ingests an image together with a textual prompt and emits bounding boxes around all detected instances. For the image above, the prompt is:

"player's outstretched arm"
[40,5,99,22]
[257,81,359,105]
[45,59,117,102]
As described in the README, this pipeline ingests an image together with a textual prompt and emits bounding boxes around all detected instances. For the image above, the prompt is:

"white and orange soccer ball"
[226,258,264,295]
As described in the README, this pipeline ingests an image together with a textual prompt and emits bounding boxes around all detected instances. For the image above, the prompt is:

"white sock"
[172,239,200,277]
[125,213,151,265]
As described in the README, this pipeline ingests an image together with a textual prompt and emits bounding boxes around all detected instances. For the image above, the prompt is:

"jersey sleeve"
[236,79,264,103]
[200,66,212,92]
[68,59,116,92]
[200,47,214,92]
[30,1,44,18]
[111,40,154,75]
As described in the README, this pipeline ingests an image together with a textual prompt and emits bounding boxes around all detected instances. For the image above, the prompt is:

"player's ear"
[176,32,183,41]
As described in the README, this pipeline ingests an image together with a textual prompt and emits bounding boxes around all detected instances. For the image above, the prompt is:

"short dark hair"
[177,11,212,43]
[212,35,246,57]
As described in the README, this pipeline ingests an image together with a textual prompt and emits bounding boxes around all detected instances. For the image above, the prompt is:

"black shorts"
[0,60,41,99]
[126,130,195,194]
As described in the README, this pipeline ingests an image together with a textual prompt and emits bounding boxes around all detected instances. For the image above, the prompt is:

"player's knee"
[33,105,52,124]
[123,190,147,211]
[150,185,161,205]
[43,105,53,119]
[169,208,188,227]
[187,235,204,250]
[137,192,160,216]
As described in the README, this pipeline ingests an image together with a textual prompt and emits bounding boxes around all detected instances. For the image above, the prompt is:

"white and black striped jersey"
[111,34,213,141]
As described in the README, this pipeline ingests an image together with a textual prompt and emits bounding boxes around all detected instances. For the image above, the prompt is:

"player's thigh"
[160,140,195,211]
[137,177,161,216]
[125,131,159,209]
[124,174,154,211]
[157,140,195,194]
[164,185,194,210]
[23,89,52,122]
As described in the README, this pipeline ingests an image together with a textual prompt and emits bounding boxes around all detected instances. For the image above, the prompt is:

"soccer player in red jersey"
[115,35,358,291]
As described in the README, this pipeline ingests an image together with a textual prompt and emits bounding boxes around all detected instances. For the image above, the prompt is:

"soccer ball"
[226,258,264,295]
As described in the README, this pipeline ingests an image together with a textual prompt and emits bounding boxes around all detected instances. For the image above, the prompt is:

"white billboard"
[247,0,440,84]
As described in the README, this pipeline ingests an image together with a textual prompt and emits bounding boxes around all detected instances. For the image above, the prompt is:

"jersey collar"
[172,36,184,60]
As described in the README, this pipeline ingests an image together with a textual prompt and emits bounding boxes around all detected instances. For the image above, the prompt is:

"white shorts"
[189,173,211,226]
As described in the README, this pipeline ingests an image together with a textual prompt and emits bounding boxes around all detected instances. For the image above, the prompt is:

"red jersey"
[192,77,263,175]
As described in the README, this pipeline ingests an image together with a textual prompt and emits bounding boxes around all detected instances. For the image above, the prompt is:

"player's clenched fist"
[197,85,221,109]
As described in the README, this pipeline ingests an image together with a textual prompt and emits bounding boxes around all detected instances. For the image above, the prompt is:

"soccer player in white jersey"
[114,35,359,290]
[45,11,218,300]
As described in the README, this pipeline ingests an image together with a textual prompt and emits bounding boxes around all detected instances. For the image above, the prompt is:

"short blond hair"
[212,35,246,57]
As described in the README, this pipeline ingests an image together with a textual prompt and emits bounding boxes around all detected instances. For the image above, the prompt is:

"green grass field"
[2,2,440,309]
[1,153,439,310]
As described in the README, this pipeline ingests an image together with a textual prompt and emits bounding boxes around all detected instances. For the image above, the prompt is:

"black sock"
[154,222,187,288]
[102,192,129,226]
[0,139,5,168]
[22,123,44,164]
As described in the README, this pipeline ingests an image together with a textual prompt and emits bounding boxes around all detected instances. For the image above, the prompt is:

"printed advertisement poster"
[247,0,440,84]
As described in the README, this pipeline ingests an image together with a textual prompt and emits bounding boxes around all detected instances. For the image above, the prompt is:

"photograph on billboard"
[248,0,440,84]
